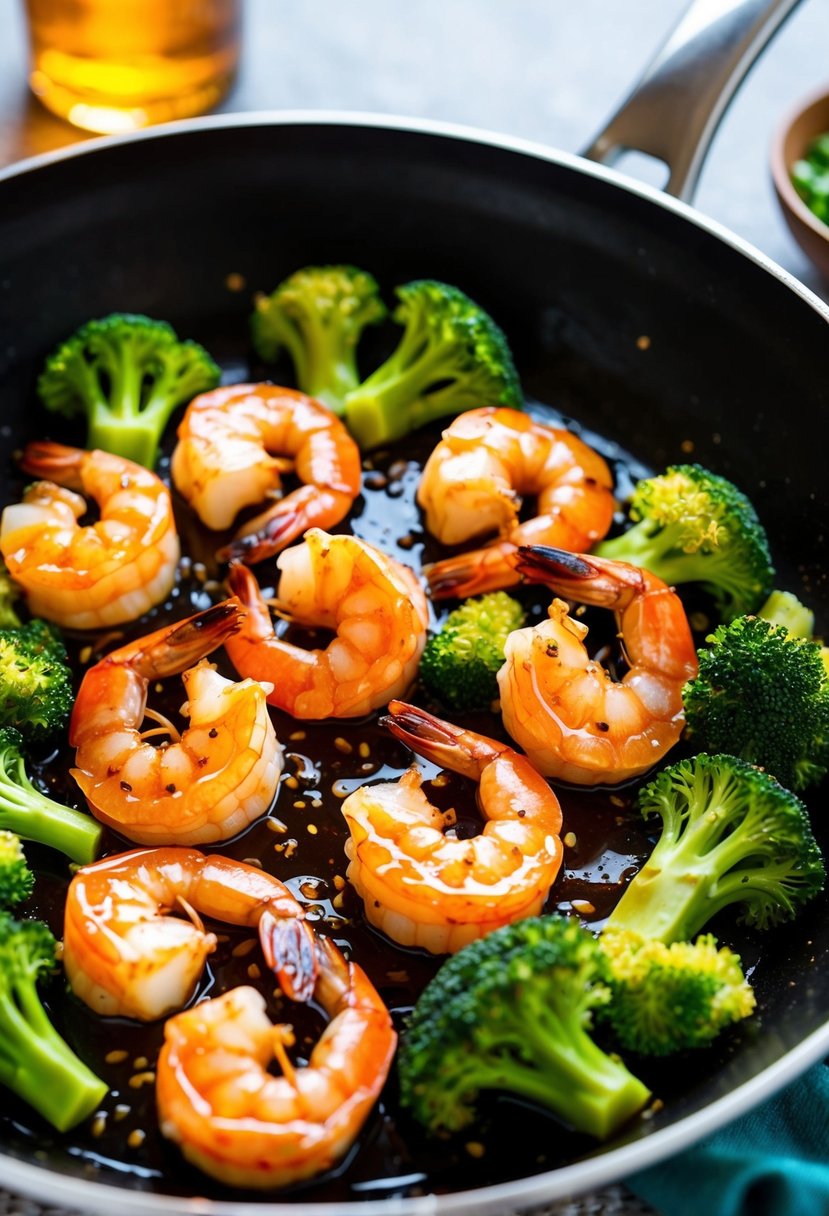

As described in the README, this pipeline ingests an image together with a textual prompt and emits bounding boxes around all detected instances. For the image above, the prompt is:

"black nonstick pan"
[1,0,827,1213]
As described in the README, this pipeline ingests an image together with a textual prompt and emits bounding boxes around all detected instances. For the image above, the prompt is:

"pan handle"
[582,0,801,201]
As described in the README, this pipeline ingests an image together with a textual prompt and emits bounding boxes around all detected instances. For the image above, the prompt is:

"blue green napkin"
[626,1063,829,1216]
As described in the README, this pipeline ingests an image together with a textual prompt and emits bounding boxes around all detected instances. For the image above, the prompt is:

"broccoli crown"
[0,563,21,630]
[251,265,387,411]
[594,464,773,622]
[343,279,523,448]
[0,727,101,864]
[0,911,107,1129]
[600,929,755,1056]
[0,831,34,909]
[0,620,73,742]
[606,754,825,942]
[398,915,650,1141]
[683,615,829,791]
[37,312,220,469]
[419,591,526,711]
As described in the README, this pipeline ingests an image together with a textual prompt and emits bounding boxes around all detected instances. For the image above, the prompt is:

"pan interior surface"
[0,117,827,1213]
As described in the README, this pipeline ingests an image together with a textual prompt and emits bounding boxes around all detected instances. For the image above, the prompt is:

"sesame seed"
[284,775,299,790]
[563,831,577,848]
[247,963,262,980]
[465,1141,486,1159]
[333,875,346,891]
[242,857,263,869]
[334,737,353,754]
[113,1104,130,1121]
[267,817,288,834]
[105,1050,128,1065]
[289,730,307,741]
[91,1113,106,1138]
[132,1056,148,1070]
[225,271,246,292]
[127,1129,146,1149]
[307,824,318,835]
[293,800,306,809]
[232,938,257,958]
[128,1071,155,1089]
[359,742,371,759]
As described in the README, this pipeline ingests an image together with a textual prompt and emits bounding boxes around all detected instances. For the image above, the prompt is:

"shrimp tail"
[115,600,244,681]
[383,699,502,778]
[515,545,646,609]
[258,911,319,1004]
[424,541,520,600]
[19,440,85,488]
[217,506,299,565]
[226,563,275,641]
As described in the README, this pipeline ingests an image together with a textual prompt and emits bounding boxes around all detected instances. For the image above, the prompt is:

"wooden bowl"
[772,85,829,279]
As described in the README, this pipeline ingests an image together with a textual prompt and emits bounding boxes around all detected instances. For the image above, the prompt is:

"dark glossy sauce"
[1,401,728,1203]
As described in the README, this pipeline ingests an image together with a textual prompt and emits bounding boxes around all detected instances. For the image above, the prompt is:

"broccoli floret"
[342,280,522,448]
[683,616,829,790]
[0,562,22,630]
[594,464,773,622]
[419,592,526,711]
[251,265,387,411]
[600,929,755,1056]
[38,313,220,469]
[0,911,106,1129]
[605,754,825,943]
[0,831,34,909]
[759,589,829,678]
[398,915,651,1141]
[0,729,101,864]
[0,619,73,743]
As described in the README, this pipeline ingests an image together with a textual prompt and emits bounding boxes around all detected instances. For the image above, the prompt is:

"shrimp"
[170,383,362,564]
[63,847,317,1021]
[0,441,179,629]
[341,700,563,954]
[225,529,429,719]
[70,601,283,845]
[156,933,396,1189]
[418,407,615,598]
[498,546,699,785]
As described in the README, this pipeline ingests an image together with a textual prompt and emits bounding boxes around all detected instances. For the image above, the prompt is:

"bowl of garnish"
[772,84,829,278]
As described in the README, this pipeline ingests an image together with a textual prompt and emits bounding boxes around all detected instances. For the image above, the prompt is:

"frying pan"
[1,0,828,1212]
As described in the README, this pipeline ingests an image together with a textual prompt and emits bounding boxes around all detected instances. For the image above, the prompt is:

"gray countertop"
[0,2,828,1214]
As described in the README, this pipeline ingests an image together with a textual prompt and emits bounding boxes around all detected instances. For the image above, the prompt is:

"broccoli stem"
[0,985,106,1131]
[344,346,464,448]
[0,756,101,863]
[87,402,168,469]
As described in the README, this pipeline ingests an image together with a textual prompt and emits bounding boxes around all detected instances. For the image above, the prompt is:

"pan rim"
[1,107,828,1215]
[2,107,828,326]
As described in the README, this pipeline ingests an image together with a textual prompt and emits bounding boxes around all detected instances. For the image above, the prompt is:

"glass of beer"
[24,0,242,134]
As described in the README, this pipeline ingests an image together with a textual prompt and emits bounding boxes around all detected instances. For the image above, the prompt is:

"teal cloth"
[626,1063,829,1216]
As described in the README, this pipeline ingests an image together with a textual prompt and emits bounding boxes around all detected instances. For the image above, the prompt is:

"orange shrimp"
[0,442,179,629]
[225,529,429,719]
[341,701,563,953]
[70,601,283,845]
[170,383,362,563]
[63,847,317,1021]
[156,934,396,1189]
[498,546,699,784]
[419,407,615,598]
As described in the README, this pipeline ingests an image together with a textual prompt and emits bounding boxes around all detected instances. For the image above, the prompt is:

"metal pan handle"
[582,0,801,201]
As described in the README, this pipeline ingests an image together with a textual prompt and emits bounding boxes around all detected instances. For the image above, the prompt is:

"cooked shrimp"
[171,383,362,564]
[225,529,429,719]
[418,407,615,598]
[70,601,283,845]
[156,933,396,1189]
[63,847,317,1021]
[498,546,699,785]
[342,700,563,954]
[0,441,179,629]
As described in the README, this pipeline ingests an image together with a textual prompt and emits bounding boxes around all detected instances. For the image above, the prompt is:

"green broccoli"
[251,265,387,411]
[0,911,107,1129]
[0,563,22,630]
[398,915,651,1141]
[419,592,526,711]
[342,280,522,448]
[605,754,825,943]
[759,589,829,678]
[0,619,73,743]
[0,831,34,909]
[599,929,755,1056]
[594,464,773,622]
[38,313,221,469]
[0,729,101,864]
[683,615,829,790]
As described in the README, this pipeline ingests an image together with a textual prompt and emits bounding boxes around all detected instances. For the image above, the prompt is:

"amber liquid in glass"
[25,0,241,133]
